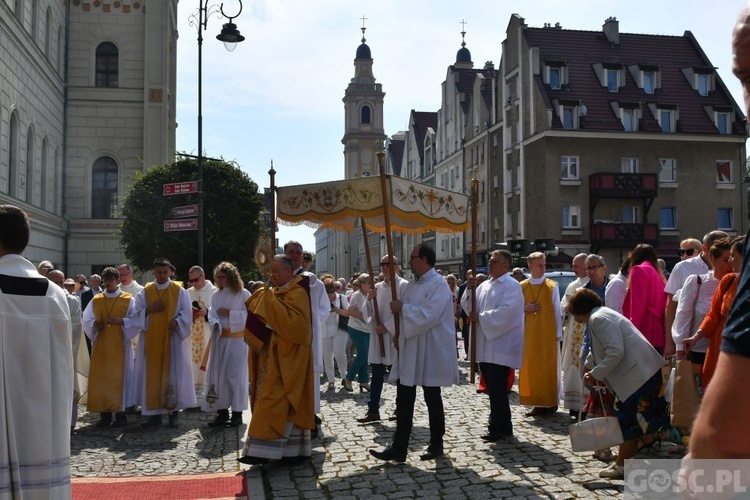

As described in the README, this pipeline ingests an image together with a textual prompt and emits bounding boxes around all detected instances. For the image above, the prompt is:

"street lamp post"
[192,1,245,267]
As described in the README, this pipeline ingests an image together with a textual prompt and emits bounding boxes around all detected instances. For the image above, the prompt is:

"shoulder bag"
[337,295,349,331]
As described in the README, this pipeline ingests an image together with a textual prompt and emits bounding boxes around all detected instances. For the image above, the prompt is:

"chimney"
[603,16,619,45]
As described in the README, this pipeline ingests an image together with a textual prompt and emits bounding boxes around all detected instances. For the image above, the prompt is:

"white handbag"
[569,386,624,452]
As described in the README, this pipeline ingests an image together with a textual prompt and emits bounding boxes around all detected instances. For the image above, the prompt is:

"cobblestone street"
[71,358,677,499]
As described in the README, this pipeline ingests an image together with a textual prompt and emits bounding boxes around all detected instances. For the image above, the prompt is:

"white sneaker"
[599,462,624,479]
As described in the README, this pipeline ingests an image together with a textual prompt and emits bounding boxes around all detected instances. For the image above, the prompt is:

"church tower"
[341,22,386,179]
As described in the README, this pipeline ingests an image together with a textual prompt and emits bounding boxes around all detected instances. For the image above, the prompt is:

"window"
[607,68,619,92]
[562,205,581,228]
[41,138,48,210]
[7,112,19,196]
[549,67,561,89]
[660,207,676,229]
[621,108,637,131]
[717,208,733,230]
[25,127,34,204]
[562,106,575,129]
[560,156,579,180]
[659,158,677,182]
[95,42,119,88]
[622,205,640,224]
[716,160,733,183]
[697,74,709,96]
[716,112,731,134]
[659,109,675,133]
[360,105,371,124]
[643,71,655,94]
[91,156,118,219]
[621,158,639,173]
[45,8,51,58]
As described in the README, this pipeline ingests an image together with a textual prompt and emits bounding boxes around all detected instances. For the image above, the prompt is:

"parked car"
[518,270,577,293]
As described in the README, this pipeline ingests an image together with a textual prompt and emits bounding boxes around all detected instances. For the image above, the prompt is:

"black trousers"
[392,382,444,455]
[479,362,513,435]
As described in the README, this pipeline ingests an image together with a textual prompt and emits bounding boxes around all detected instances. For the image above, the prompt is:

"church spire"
[455,18,473,68]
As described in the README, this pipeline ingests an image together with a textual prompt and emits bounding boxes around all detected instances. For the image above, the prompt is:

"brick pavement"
[71,359,679,499]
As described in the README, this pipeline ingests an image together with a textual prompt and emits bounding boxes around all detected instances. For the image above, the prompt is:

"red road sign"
[163,181,200,196]
[164,218,198,232]
[171,204,200,218]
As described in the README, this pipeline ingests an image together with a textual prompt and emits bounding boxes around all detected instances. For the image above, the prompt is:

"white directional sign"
[163,181,200,196]
[164,218,198,232]
[171,204,200,218]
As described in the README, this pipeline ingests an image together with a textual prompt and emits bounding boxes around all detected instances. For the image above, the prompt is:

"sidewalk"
[71,359,678,498]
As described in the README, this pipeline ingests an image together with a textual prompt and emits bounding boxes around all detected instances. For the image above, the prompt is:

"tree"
[121,158,265,279]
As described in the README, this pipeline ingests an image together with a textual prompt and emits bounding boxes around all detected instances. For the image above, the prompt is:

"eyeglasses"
[586,265,602,271]
[489,259,502,264]
[678,248,696,257]
[214,275,227,280]
[78,281,86,285]
[188,277,202,283]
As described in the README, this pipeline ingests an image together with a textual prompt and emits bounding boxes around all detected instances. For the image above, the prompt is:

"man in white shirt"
[370,244,459,462]
[187,265,216,403]
[285,241,329,438]
[664,231,727,357]
[0,205,73,498]
[461,250,524,440]
[560,253,589,418]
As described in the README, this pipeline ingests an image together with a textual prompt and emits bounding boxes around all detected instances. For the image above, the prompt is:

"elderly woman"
[322,277,349,391]
[343,273,372,392]
[673,238,734,367]
[568,288,669,480]
[683,236,745,389]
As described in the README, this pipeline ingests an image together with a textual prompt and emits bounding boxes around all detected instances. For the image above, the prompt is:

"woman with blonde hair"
[203,262,250,427]
[343,273,372,392]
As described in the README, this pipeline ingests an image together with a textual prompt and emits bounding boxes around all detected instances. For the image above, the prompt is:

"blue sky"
[175,0,746,253]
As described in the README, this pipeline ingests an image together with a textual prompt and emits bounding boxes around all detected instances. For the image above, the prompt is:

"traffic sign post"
[171,204,200,218]
[164,218,199,232]
[163,181,200,196]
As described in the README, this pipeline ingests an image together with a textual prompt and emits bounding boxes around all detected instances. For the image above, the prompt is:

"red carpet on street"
[72,472,249,499]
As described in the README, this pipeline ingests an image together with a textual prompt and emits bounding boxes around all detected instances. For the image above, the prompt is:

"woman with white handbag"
[568,288,670,480]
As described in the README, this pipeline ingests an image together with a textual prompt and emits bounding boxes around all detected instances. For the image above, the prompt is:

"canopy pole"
[470,173,479,384]
[376,147,399,352]
[360,216,386,357]
[269,161,276,241]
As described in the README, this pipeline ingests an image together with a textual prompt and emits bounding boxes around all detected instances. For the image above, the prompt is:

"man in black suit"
[80,274,102,354]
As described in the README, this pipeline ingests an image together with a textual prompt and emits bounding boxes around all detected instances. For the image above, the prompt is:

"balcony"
[590,222,659,249]
[589,173,658,199]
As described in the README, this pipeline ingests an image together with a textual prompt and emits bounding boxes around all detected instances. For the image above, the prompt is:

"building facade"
[0,0,177,275]
[495,15,747,270]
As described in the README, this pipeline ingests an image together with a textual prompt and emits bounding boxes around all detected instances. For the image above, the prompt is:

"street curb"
[244,467,265,500]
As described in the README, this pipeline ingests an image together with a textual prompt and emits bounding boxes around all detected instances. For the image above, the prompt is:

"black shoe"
[141,415,163,428]
[112,414,128,428]
[356,412,381,424]
[168,413,179,427]
[95,419,111,428]
[369,447,406,463]
[228,412,243,427]
[208,415,229,427]
[419,447,444,460]
[481,432,511,442]
[237,456,269,465]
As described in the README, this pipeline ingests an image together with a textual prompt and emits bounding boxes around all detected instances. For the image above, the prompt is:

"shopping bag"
[569,416,624,452]
[670,359,702,429]
[569,386,623,452]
